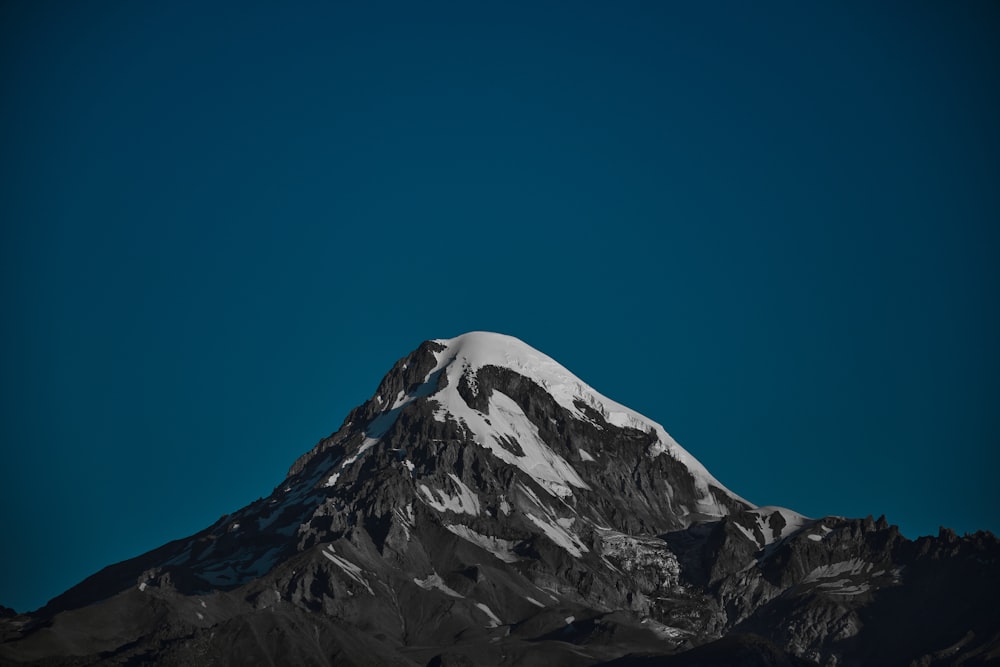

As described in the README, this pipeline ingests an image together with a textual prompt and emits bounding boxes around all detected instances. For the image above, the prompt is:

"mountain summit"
[2,333,997,666]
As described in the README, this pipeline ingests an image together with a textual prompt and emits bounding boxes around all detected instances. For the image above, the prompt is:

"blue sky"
[2,2,998,613]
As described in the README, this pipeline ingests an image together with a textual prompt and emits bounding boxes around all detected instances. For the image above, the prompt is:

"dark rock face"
[2,334,997,666]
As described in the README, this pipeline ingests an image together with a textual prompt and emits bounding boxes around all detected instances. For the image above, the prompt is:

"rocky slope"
[2,332,997,666]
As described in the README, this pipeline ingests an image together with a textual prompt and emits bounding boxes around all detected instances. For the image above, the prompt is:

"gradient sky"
[2,2,998,613]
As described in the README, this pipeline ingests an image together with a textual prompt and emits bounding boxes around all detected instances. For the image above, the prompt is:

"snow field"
[418,474,481,516]
[422,332,748,513]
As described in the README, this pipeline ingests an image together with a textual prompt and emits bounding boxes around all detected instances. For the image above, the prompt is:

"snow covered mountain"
[2,332,998,666]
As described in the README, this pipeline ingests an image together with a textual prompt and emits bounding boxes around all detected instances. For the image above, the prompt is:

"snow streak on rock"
[419,474,481,516]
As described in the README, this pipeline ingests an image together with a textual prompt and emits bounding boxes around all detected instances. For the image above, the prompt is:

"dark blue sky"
[2,2,998,613]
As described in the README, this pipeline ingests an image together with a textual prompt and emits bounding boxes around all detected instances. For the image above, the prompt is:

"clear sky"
[2,1,998,613]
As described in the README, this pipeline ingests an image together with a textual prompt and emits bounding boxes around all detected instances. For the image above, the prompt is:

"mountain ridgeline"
[2,332,997,666]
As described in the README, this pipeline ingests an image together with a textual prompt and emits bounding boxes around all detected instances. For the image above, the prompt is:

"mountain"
[2,332,998,666]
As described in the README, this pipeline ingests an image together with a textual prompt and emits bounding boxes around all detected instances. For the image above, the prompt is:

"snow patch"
[413,573,464,598]
[341,436,379,468]
[321,545,373,595]
[445,524,520,563]
[806,524,832,542]
[734,506,813,547]
[394,503,416,542]
[514,481,588,558]
[418,474,481,516]
[578,448,596,462]
[800,558,884,595]
[526,512,588,558]
[803,559,872,582]
[475,602,503,628]
[556,517,576,530]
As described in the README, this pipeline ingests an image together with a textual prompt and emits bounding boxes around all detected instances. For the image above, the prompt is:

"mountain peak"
[432,331,572,377]
[289,331,747,527]
[416,331,751,511]
[4,333,997,666]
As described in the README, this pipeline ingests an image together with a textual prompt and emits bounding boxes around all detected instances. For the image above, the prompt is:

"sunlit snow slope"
[407,332,750,514]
